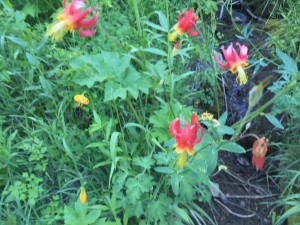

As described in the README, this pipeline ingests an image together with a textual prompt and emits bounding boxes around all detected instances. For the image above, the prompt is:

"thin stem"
[197,3,220,117]
[126,97,142,124]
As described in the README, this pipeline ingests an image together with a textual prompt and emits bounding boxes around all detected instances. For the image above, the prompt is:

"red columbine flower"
[215,43,249,86]
[168,9,199,42]
[169,113,204,156]
[252,137,269,170]
[46,0,99,41]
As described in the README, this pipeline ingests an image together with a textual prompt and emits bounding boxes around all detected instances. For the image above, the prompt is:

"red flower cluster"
[46,0,99,41]
[169,113,204,156]
[215,43,249,85]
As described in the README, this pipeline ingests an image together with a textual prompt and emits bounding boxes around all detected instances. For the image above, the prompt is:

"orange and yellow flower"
[169,113,204,156]
[46,0,99,41]
[168,9,199,42]
[79,187,87,204]
[252,137,269,170]
[215,43,249,85]
[74,94,89,109]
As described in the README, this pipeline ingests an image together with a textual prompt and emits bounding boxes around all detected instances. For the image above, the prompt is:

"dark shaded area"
[205,151,284,225]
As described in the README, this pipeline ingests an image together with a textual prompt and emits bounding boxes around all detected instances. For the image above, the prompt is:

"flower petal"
[78,29,97,37]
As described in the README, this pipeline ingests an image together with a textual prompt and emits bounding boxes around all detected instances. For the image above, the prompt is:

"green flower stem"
[126,97,142,125]
[165,0,174,106]
[197,4,220,117]
[231,107,252,141]
[232,79,297,131]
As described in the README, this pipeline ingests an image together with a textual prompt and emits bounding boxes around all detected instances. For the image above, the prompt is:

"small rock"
[237,156,250,166]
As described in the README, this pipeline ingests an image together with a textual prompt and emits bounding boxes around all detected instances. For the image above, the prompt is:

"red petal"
[193,124,204,144]
[215,52,229,70]
[236,43,248,61]
[71,8,93,25]
[78,29,96,37]
[187,30,199,36]
[169,118,181,137]
[252,155,265,170]
[78,13,99,28]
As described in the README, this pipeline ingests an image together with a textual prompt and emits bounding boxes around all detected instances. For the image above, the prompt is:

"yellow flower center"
[236,65,248,86]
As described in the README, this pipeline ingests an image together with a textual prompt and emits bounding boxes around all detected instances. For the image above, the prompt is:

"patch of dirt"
[204,150,284,225]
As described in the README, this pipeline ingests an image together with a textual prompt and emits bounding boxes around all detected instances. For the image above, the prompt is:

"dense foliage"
[0,0,299,224]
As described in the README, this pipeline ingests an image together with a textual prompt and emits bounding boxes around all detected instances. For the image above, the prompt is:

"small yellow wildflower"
[201,112,214,121]
[79,187,87,204]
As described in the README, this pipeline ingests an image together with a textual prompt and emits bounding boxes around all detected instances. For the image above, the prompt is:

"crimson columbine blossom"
[252,137,269,170]
[46,0,99,41]
[169,113,204,156]
[215,43,249,85]
[168,9,199,42]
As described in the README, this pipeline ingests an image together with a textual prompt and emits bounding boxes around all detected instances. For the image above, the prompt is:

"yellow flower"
[79,187,87,204]
[201,111,214,121]
[74,94,89,109]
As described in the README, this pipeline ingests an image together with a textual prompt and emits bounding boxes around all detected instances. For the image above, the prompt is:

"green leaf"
[173,205,193,223]
[264,114,284,129]
[147,194,172,222]
[26,52,39,65]
[125,174,155,204]
[171,173,180,195]
[218,111,228,125]
[173,71,195,82]
[85,210,101,224]
[144,21,166,32]
[217,125,235,135]
[104,80,127,101]
[70,54,110,88]
[6,36,27,47]
[276,49,298,76]
[142,47,167,56]
[110,132,119,166]
[219,142,246,153]
[154,167,175,173]
[104,66,149,102]
[133,156,155,170]
[156,11,168,31]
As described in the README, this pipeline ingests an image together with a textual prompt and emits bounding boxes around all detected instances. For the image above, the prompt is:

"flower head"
[252,137,269,170]
[169,113,204,156]
[168,9,199,42]
[74,94,89,104]
[46,0,99,41]
[215,43,249,85]
[74,94,89,109]
[79,187,87,204]
[201,111,214,121]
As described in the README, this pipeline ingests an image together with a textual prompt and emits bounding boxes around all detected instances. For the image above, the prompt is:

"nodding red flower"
[169,113,204,156]
[252,137,269,170]
[168,9,199,42]
[215,43,249,86]
[46,0,99,41]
